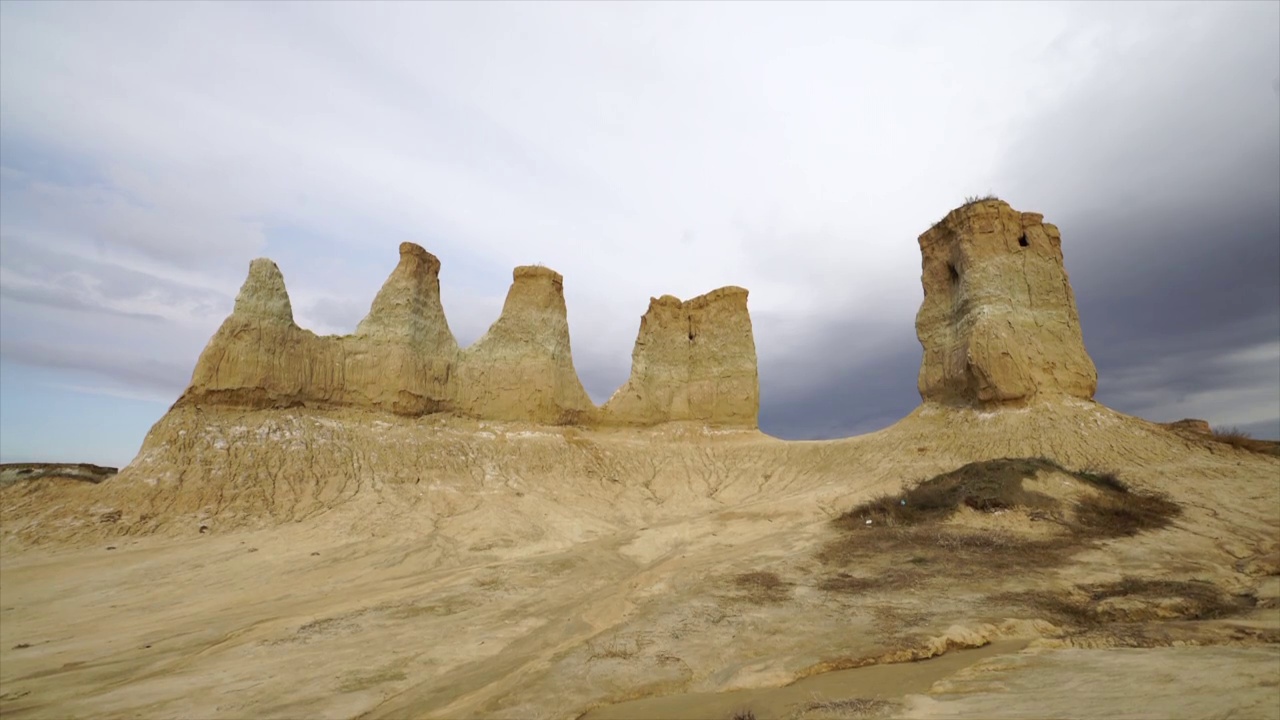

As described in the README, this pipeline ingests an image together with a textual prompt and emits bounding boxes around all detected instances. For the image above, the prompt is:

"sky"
[1,1,1277,467]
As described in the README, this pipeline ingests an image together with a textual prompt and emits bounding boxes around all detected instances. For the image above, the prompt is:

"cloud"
[0,339,193,396]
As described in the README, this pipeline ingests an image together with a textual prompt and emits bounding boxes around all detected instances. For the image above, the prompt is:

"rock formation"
[179,245,461,416]
[915,199,1098,407]
[350,243,458,415]
[603,287,759,427]
[1162,418,1213,435]
[453,266,596,425]
[176,247,759,427]
[179,258,334,411]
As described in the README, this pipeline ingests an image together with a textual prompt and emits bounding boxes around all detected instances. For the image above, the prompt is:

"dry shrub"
[819,566,922,594]
[817,459,1181,593]
[804,697,893,717]
[835,458,1065,530]
[1000,577,1250,628]
[962,193,1001,206]
[1073,492,1180,536]
[1209,427,1280,457]
[835,458,1176,537]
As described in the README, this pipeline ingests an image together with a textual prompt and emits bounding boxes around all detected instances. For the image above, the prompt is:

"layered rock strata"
[177,246,758,427]
[602,287,759,427]
[915,199,1098,407]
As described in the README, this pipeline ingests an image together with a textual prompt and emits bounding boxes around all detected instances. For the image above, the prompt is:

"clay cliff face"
[602,287,759,426]
[177,247,759,427]
[915,199,1098,407]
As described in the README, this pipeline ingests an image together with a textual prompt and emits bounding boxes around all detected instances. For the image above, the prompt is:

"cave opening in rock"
[947,263,960,284]
[1018,233,1029,247]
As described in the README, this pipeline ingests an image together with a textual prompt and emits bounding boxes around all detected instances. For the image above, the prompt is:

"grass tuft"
[962,193,1001,207]
[804,697,893,716]
[1209,427,1280,457]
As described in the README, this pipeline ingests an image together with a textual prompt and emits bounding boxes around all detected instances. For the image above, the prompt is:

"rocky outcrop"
[349,243,459,414]
[453,266,596,425]
[915,199,1098,407]
[179,258,337,411]
[179,245,460,415]
[602,287,759,427]
[1162,418,1213,435]
[177,249,756,426]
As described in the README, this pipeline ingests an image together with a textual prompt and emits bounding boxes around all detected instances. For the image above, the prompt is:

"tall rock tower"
[602,287,759,427]
[915,199,1098,407]
[453,266,597,425]
[349,242,459,414]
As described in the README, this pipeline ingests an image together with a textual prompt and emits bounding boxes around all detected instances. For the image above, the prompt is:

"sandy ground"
[2,402,1278,719]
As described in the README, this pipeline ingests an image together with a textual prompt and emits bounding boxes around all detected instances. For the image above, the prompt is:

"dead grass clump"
[1092,578,1246,621]
[836,458,1177,537]
[835,458,1064,530]
[1001,577,1248,627]
[930,528,1021,551]
[735,571,792,603]
[818,459,1181,593]
[804,697,892,716]
[819,567,922,594]
[1073,491,1180,536]
[1072,467,1130,493]
[730,710,757,720]
[962,193,1001,206]
[1209,427,1280,456]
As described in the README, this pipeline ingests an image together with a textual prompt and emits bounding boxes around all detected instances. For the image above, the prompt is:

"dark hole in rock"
[947,263,960,283]
[1018,233,1029,247]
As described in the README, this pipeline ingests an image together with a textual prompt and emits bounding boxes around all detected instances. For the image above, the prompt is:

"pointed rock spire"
[356,242,458,353]
[232,259,295,324]
[455,265,596,424]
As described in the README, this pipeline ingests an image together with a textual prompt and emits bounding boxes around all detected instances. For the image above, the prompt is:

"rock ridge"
[177,247,759,427]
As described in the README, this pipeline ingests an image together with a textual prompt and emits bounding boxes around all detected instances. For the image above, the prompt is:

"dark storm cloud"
[759,341,922,441]
[756,3,1280,439]
[1069,206,1280,413]
[993,2,1280,434]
